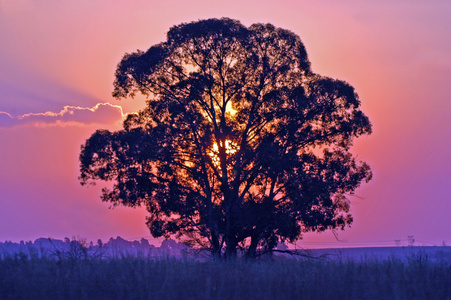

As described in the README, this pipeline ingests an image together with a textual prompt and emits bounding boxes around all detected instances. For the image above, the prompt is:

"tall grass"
[1,254,450,299]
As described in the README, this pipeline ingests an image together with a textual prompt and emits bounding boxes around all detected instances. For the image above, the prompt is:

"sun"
[208,139,238,169]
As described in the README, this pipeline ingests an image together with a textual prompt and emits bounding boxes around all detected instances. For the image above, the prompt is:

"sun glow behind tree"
[208,140,239,170]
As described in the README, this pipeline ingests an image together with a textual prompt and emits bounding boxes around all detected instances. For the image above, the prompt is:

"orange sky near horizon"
[1,0,450,247]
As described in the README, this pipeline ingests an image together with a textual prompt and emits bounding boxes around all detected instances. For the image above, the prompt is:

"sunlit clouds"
[0,103,126,128]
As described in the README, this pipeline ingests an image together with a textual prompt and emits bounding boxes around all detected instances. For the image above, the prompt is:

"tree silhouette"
[79,18,372,259]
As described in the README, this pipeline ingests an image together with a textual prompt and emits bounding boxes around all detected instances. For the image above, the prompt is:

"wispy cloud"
[0,103,125,128]
[0,111,15,127]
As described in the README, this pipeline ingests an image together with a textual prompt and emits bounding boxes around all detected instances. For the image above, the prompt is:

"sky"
[1,0,450,248]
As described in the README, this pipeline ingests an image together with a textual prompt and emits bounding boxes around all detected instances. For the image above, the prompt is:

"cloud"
[0,111,15,127]
[0,103,125,128]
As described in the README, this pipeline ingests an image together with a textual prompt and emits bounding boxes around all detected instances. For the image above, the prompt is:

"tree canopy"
[79,18,372,258]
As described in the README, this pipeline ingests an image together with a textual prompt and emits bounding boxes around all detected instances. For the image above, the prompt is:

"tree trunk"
[225,236,237,259]
[210,232,222,260]
[246,235,259,259]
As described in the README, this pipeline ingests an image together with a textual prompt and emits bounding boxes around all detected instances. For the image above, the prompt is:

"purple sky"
[1,0,450,247]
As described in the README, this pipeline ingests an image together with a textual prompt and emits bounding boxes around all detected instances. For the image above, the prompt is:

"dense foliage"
[79,18,372,258]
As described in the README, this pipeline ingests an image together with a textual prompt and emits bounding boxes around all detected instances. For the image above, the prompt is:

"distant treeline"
[1,237,451,263]
[0,236,188,259]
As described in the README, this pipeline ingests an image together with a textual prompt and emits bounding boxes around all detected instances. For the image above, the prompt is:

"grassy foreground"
[1,255,450,299]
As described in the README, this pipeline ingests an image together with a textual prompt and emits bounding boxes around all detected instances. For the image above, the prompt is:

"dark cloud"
[0,103,125,128]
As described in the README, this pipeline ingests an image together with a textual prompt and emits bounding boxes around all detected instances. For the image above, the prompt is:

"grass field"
[1,254,450,299]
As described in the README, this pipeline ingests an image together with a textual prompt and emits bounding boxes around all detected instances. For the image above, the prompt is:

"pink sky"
[1,0,450,247]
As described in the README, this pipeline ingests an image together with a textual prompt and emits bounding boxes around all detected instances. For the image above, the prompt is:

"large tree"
[79,18,372,259]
